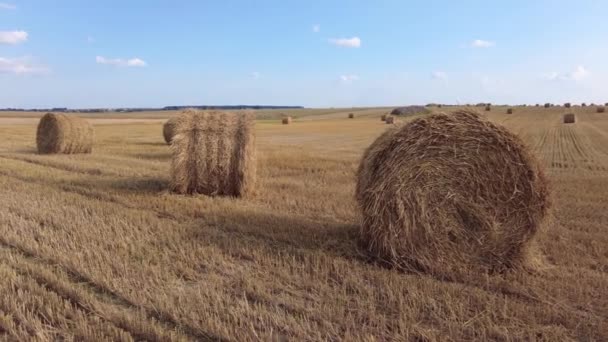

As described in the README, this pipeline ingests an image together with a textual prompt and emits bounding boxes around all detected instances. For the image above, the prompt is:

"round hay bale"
[356,110,550,278]
[171,110,256,197]
[282,117,292,125]
[563,113,576,123]
[485,105,491,111]
[597,106,605,113]
[381,114,387,121]
[544,103,551,108]
[348,113,355,119]
[507,108,513,114]
[163,117,178,144]
[36,113,94,154]
[385,116,395,124]
[582,103,587,107]
[564,103,571,108]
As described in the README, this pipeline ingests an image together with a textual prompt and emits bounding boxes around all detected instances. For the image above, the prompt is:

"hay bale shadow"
[188,209,363,262]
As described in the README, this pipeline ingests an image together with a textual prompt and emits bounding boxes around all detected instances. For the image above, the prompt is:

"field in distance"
[0,106,606,341]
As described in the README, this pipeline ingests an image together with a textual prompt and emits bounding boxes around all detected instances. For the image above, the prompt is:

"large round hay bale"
[171,110,256,196]
[356,110,550,279]
[385,116,395,124]
[36,113,94,154]
[163,117,178,144]
[563,113,576,123]
[282,117,292,125]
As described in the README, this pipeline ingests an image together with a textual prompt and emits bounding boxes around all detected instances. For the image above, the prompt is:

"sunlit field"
[0,106,606,341]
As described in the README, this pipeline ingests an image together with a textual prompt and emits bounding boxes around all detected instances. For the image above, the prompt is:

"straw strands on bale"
[36,113,94,154]
[163,117,178,144]
[282,117,292,125]
[385,116,395,124]
[564,113,576,124]
[356,110,550,279]
[170,110,256,197]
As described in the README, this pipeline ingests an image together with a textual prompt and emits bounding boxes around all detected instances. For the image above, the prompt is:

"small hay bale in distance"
[170,110,256,197]
[385,116,395,124]
[348,113,355,119]
[163,117,178,144]
[282,117,292,125]
[381,114,388,121]
[507,108,514,114]
[563,113,576,124]
[356,110,550,279]
[485,105,491,111]
[597,106,606,113]
[544,103,551,108]
[582,103,587,107]
[36,113,94,154]
[564,102,571,108]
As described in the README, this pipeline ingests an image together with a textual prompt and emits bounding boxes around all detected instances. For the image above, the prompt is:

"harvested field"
[0,106,606,341]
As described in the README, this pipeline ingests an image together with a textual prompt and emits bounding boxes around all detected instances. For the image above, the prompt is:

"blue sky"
[2,0,608,108]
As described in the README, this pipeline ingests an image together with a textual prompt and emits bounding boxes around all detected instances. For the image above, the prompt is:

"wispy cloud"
[543,66,589,81]
[0,31,28,44]
[0,56,49,75]
[329,37,361,48]
[340,74,359,83]
[312,24,320,33]
[431,71,447,80]
[0,3,16,10]
[471,39,495,48]
[96,56,147,67]
[251,71,261,79]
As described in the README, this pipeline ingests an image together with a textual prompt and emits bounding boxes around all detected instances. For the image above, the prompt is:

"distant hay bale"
[356,110,550,279]
[163,117,178,144]
[282,117,292,125]
[348,113,355,119]
[564,103,571,108]
[563,113,576,124]
[535,104,540,107]
[544,103,551,108]
[381,114,387,121]
[36,113,94,154]
[385,116,395,124]
[485,105,491,111]
[170,110,256,197]
[507,108,513,114]
[582,103,587,107]
[597,107,605,113]
[604,102,608,107]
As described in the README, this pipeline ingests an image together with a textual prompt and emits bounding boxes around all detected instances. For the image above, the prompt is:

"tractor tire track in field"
[0,237,223,342]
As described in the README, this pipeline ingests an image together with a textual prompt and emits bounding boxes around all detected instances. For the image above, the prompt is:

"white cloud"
[569,65,589,81]
[431,71,447,80]
[0,31,28,44]
[312,24,320,33]
[96,56,147,67]
[543,66,590,81]
[0,3,16,10]
[329,37,361,48]
[0,57,49,75]
[251,71,261,79]
[340,74,359,83]
[471,39,495,48]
